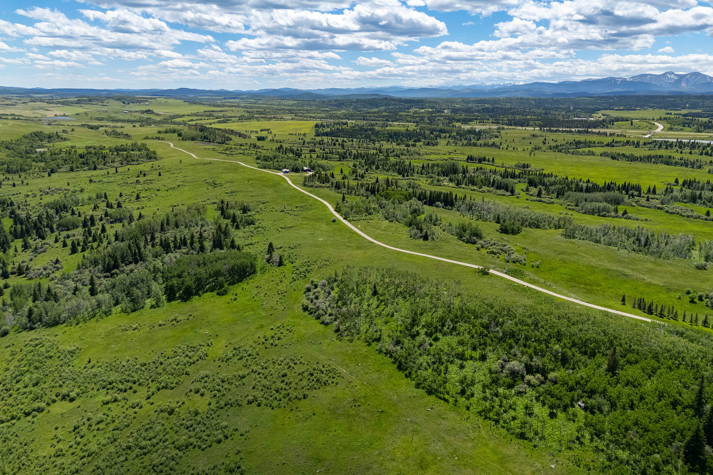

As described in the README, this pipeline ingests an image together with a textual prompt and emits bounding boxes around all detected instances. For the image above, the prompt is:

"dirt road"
[164,142,654,324]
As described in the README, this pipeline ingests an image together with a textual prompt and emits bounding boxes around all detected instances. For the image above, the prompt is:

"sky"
[2,0,713,90]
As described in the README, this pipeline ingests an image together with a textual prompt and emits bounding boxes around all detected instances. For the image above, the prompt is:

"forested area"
[303,267,713,474]
[562,223,713,262]
[157,124,246,144]
[0,200,259,332]
[0,131,159,174]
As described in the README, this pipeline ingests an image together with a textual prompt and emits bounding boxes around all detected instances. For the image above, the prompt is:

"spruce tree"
[70,240,79,255]
[621,294,626,305]
[198,233,205,253]
[683,422,707,472]
[606,347,620,374]
[693,375,707,419]
[89,275,98,297]
[704,408,713,446]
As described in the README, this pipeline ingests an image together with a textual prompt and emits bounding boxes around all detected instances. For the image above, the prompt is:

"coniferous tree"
[198,232,206,253]
[693,375,707,419]
[89,275,98,297]
[704,408,713,446]
[0,224,12,253]
[621,294,626,305]
[607,347,620,374]
[70,240,78,255]
[683,422,707,472]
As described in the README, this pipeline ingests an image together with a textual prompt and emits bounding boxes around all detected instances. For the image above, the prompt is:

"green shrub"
[499,220,522,235]
[164,251,257,302]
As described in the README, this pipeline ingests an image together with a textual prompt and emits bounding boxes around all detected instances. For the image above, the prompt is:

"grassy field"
[0,97,712,474]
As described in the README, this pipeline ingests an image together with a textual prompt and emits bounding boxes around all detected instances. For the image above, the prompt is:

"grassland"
[0,95,712,474]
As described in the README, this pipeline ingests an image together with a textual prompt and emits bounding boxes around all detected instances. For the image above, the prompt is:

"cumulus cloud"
[2,0,713,89]
[355,56,395,66]
[421,0,520,15]
[0,41,23,53]
[7,7,212,61]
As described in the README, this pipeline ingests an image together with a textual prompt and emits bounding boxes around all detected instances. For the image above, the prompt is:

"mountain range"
[3,71,713,99]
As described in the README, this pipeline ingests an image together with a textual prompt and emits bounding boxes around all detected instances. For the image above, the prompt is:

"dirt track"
[164,141,654,324]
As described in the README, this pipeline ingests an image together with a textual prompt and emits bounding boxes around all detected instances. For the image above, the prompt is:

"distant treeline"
[0,131,159,174]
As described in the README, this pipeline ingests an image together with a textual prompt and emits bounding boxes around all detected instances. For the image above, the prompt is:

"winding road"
[164,142,653,323]
[643,121,664,138]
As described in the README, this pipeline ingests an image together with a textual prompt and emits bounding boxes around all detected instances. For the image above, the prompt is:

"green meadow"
[0,96,712,474]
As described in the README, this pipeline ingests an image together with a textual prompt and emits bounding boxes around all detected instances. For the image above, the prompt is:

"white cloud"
[0,41,23,53]
[355,56,395,66]
[421,0,520,15]
[48,50,97,61]
[33,60,84,69]
[224,5,447,52]
[7,7,212,64]
[2,0,713,89]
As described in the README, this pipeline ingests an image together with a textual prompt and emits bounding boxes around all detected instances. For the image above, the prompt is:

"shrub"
[164,250,257,302]
[499,220,522,235]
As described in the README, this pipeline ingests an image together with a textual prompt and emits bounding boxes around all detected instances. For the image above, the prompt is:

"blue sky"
[1,0,713,89]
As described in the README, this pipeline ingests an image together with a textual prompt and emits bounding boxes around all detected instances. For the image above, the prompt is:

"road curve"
[643,121,664,138]
[164,141,653,323]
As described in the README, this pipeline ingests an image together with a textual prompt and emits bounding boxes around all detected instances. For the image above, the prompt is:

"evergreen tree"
[89,275,98,297]
[0,224,12,253]
[704,408,713,447]
[267,241,275,259]
[683,422,707,472]
[694,375,707,419]
[198,232,206,253]
[70,240,78,255]
[621,294,626,305]
[607,347,620,374]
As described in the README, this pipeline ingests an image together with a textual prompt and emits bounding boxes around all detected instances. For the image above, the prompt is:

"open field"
[0,95,712,474]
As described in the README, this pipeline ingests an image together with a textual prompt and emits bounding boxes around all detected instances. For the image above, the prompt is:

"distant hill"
[3,71,713,98]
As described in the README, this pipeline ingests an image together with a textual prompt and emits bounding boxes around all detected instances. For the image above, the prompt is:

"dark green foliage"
[164,251,257,302]
[89,274,98,296]
[499,220,523,235]
[606,347,619,374]
[563,223,712,261]
[303,267,713,474]
[158,124,245,144]
[0,132,159,174]
[457,199,572,230]
[451,221,484,244]
[683,423,707,471]
[0,222,11,253]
